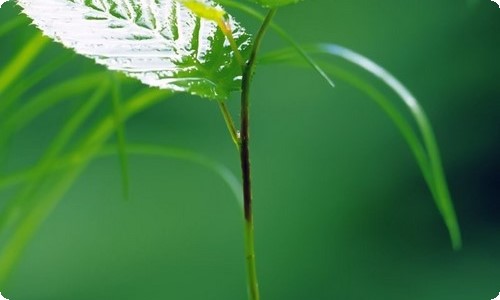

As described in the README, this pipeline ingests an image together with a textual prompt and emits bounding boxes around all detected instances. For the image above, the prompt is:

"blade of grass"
[0,33,48,95]
[260,49,432,184]
[0,73,107,143]
[0,73,108,171]
[0,81,110,234]
[0,17,26,37]
[110,74,130,200]
[0,141,242,286]
[317,43,461,249]
[0,144,243,207]
[110,144,243,206]
[260,45,461,249]
[0,162,84,287]
[0,89,171,287]
[0,52,74,115]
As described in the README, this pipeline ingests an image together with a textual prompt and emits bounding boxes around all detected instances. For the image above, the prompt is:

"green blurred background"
[1,0,499,299]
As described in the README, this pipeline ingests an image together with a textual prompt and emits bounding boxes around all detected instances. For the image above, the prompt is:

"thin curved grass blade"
[0,53,73,115]
[262,50,433,189]
[0,86,240,285]
[0,16,26,37]
[0,72,107,141]
[110,75,130,200]
[0,88,172,287]
[118,144,243,207]
[0,141,242,286]
[0,81,110,235]
[260,45,461,250]
[0,32,47,95]
[316,44,461,250]
[0,162,83,287]
[0,73,108,172]
[0,143,243,207]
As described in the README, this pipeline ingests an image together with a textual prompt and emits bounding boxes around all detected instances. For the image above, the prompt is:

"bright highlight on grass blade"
[317,43,461,250]
[260,44,462,250]
[0,33,47,95]
[0,52,72,115]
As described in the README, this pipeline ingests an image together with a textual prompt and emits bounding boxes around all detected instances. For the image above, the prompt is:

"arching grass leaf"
[316,43,462,250]
[261,45,462,250]
[16,0,252,100]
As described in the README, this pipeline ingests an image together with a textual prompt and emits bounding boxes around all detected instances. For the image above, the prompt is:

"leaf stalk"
[218,102,240,150]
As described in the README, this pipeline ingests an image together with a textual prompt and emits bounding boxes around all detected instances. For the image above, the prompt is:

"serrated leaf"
[16,0,252,100]
[249,0,301,8]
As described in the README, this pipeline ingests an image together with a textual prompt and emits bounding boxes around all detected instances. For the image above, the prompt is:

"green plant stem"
[218,102,240,150]
[239,8,277,300]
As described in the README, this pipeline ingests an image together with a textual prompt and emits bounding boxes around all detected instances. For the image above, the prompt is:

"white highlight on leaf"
[492,0,500,7]
[16,0,250,99]
[0,0,9,8]
[492,292,500,300]
[0,292,9,300]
